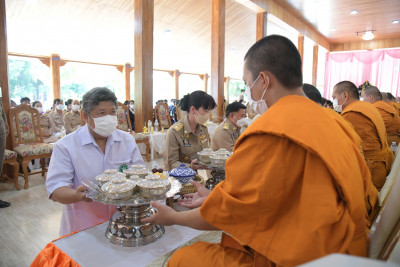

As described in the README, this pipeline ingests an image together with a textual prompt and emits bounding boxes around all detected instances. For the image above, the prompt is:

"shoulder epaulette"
[223,123,230,130]
[172,122,183,131]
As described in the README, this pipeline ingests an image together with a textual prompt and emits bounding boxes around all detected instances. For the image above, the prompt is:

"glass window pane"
[60,62,124,102]
[8,56,52,110]
[228,79,245,103]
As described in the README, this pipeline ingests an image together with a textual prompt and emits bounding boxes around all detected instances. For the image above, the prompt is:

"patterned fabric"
[4,149,17,160]
[17,111,36,142]
[116,107,129,132]
[131,133,149,141]
[14,143,53,157]
[157,105,170,128]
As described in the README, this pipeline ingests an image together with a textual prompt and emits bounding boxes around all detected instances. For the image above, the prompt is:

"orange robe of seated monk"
[341,101,394,190]
[373,101,400,145]
[389,102,400,117]
[324,108,378,225]
[168,96,368,267]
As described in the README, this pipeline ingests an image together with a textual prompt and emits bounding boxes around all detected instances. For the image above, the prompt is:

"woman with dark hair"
[165,90,216,170]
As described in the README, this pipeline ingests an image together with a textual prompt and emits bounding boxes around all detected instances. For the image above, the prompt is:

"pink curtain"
[324,48,400,99]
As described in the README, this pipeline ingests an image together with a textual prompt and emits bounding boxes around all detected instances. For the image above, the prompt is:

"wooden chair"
[9,104,53,189]
[115,102,151,162]
[154,102,172,130]
[2,149,20,190]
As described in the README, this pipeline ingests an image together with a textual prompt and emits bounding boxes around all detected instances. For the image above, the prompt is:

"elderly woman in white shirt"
[46,87,144,236]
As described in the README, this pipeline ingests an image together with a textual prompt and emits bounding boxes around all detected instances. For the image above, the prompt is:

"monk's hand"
[190,159,207,170]
[141,201,177,226]
[75,185,93,203]
[177,180,210,208]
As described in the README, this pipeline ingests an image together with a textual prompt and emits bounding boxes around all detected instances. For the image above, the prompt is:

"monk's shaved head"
[386,92,396,101]
[363,86,382,101]
[382,92,389,102]
[334,81,359,100]
[302,83,322,105]
[244,35,302,89]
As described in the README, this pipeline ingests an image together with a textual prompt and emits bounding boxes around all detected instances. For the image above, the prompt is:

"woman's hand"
[190,159,207,170]
[141,201,177,226]
[75,185,93,202]
[177,180,210,208]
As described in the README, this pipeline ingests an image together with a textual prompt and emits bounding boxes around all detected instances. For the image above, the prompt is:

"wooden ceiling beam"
[331,37,400,52]
[249,0,330,50]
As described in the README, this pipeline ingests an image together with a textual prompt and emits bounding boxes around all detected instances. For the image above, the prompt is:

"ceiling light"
[393,20,399,24]
[362,31,374,41]
[350,10,358,15]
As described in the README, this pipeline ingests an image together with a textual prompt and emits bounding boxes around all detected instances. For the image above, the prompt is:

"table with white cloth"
[206,122,218,139]
[32,222,208,267]
[136,132,166,160]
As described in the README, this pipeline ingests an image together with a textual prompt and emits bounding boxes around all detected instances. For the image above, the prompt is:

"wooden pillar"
[134,0,154,131]
[256,12,267,41]
[211,0,225,123]
[298,35,304,67]
[203,73,209,93]
[123,63,132,100]
[0,0,11,149]
[312,45,318,86]
[50,54,61,100]
[224,77,230,103]
[173,70,180,100]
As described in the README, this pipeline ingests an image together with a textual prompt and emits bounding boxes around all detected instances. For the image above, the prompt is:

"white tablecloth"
[299,254,399,267]
[137,132,166,159]
[53,222,203,267]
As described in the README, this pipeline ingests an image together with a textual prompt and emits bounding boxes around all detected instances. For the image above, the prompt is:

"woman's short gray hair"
[82,87,117,115]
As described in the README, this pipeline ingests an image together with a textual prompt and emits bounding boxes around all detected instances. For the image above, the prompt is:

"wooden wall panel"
[331,37,400,52]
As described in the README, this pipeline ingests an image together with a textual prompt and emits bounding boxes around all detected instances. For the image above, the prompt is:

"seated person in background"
[303,83,379,224]
[361,86,400,145]
[63,99,82,135]
[32,101,58,143]
[383,92,400,116]
[144,35,368,266]
[129,100,135,131]
[10,100,17,108]
[65,99,73,113]
[20,97,30,105]
[50,98,66,136]
[46,87,144,236]
[210,102,247,151]
[165,91,216,170]
[332,81,393,190]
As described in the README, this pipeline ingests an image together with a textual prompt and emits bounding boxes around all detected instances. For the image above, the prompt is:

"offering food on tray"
[137,178,170,198]
[197,148,215,164]
[169,164,196,184]
[101,176,137,199]
[123,165,148,178]
[128,175,140,181]
[95,171,126,186]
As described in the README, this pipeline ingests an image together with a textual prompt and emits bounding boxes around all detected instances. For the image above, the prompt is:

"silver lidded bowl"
[95,171,126,186]
[137,178,170,199]
[197,148,215,164]
[101,176,136,200]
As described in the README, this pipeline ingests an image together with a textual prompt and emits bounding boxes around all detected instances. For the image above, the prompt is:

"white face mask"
[236,117,247,127]
[56,104,64,110]
[35,107,43,114]
[333,93,344,113]
[71,104,80,111]
[246,75,269,115]
[130,104,134,109]
[91,115,118,137]
[195,112,209,125]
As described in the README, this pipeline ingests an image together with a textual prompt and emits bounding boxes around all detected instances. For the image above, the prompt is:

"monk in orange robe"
[382,92,400,118]
[332,81,394,191]
[143,36,368,266]
[362,86,400,145]
[303,83,378,224]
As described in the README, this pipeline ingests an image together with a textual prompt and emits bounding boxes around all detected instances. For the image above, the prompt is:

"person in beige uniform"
[63,99,82,134]
[165,91,216,170]
[211,102,247,151]
[50,99,66,135]
[32,101,58,143]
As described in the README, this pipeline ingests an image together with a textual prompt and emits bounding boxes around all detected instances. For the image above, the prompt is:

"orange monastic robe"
[168,96,368,267]
[373,101,400,145]
[324,108,378,224]
[389,102,400,117]
[341,101,394,190]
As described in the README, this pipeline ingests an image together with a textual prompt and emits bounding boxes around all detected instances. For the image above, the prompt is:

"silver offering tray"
[83,178,182,247]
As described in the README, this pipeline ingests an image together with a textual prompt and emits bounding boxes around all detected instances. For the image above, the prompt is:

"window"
[8,56,52,110]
